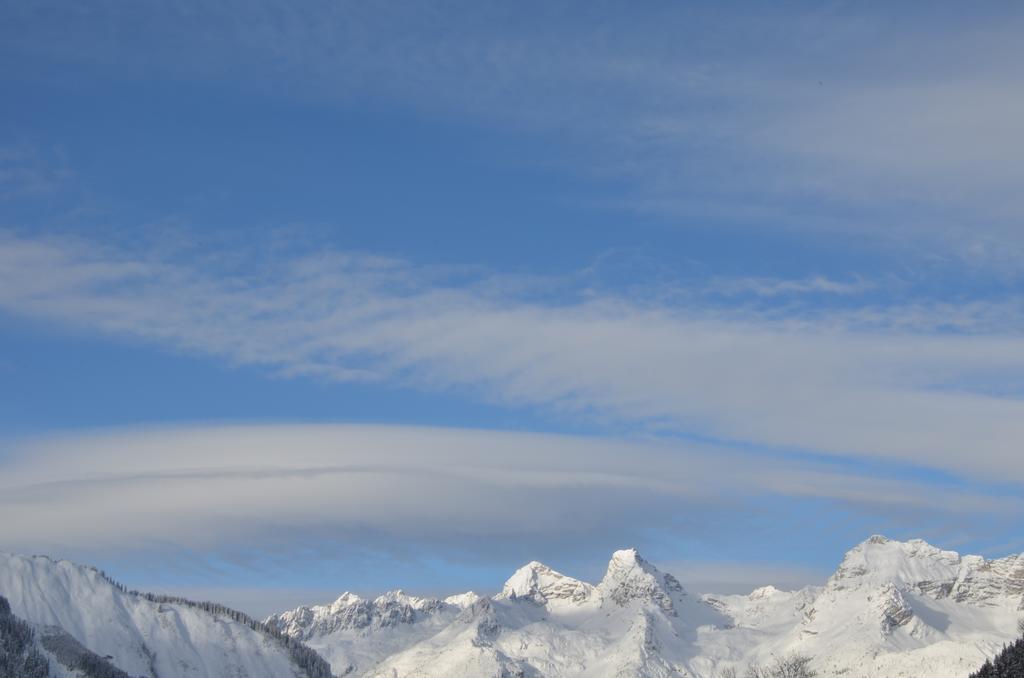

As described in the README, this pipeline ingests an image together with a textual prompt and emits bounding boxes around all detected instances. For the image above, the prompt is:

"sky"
[2,0,1024,619]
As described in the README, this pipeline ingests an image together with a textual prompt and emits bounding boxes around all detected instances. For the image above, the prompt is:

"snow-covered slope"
[703,536,1024,677]
[0,552,331,678]
[270,538,1024,677]
[266,589,473,675]
[3,537,1022,677]
[272,548,728,677]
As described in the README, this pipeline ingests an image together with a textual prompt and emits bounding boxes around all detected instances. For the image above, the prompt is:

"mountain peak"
[7,541,1024,678]
[373,589,441,611]
[822,536,1024,609]
[599,548,683,614]
[331,591,364,608]
[602,548,656,581]
[610,548,644,566]
[499,560,594,605]
[443,591,482,608]
[831,537,960,592]
[749,585,781,599]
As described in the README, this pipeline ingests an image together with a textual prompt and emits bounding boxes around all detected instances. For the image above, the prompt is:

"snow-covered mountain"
[0,551,331,678]
[266,537,1024,677]
[266,589,476,674]
[3,537,1022,677]
[702,536,1023,677]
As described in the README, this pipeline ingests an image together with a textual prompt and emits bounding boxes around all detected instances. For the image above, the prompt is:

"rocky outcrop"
[598,548,685,616]
[268,589,459,638]
[498,561,595,606]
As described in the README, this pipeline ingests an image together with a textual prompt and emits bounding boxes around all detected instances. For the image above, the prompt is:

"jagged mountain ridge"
[3,537,1023,677]
[267,538,1024,677]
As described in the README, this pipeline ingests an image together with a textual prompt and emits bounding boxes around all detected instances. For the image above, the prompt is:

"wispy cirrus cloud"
[706,275,875,298]
[0,145,72,200]
[2,231,1024,482]
[4,2,1024,261]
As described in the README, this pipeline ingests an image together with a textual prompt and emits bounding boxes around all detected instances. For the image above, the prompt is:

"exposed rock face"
[268,589,456,639]
[460,597,501,643]
[828,535,1024,610]
[498,561,595,606]
[871,583,914,634]
[954,554,1024,608]
[598,548,685,615]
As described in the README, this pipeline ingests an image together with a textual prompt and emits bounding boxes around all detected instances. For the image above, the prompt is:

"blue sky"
[2,1,1024,617]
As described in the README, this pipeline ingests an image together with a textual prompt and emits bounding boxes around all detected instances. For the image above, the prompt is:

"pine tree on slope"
[970,636,1024,677]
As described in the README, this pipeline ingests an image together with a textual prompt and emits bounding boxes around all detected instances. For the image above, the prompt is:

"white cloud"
[706,275,874,298]
[5,3,1024,258]
[2,232,1024,481]
[0,424,1014,560]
